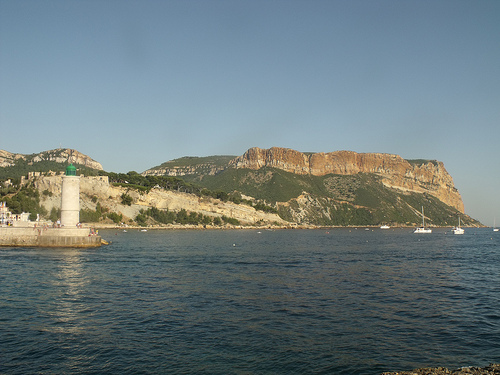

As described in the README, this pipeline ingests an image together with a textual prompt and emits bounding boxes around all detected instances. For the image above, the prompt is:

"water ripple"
[1,228,499,374]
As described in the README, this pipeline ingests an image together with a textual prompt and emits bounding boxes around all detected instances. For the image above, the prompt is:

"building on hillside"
[28,171,42,179]
[0,202,33,226]
[0,201,10,224]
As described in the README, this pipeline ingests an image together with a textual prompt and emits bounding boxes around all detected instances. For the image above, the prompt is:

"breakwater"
[0,227,101,247]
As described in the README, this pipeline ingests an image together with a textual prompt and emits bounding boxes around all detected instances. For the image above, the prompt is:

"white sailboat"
[414,206,432,234]
[452,217,464,235]
[494,217,499,232]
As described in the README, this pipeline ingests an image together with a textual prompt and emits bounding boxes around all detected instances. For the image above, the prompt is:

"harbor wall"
[0,227,101,248]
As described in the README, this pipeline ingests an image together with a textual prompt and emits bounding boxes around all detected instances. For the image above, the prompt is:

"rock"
[0,148,103,170]
[381,363,500,375]
[34,175,285,226]
[230,147,464,212]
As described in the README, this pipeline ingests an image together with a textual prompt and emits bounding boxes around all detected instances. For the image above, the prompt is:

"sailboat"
[494,217,499,232]
[414,206,432,234]
[452,217,464,235]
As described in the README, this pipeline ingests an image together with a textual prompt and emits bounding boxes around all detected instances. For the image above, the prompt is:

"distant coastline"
[91,223,486,230]
[1,147,485,229]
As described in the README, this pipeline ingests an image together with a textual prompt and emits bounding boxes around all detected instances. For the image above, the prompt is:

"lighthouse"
[60,164,80,227]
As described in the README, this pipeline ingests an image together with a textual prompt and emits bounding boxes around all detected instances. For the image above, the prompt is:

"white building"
[0,202,32,226]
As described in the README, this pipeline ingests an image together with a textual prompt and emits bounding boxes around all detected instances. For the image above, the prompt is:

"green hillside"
[180,167,480,227]
[1,149,482,227]
[0,160,99,180]
[153,155,235,168]
[185,167,312,202]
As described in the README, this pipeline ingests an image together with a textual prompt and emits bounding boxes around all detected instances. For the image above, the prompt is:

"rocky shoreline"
[382,364,500,374]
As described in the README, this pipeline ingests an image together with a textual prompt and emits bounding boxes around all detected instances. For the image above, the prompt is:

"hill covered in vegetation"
[142,147,479,227]
[0,147,481,227]
[0,148,102,180]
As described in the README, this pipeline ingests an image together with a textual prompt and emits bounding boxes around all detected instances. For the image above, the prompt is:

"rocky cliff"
[0,148,103,170]
[34,175,285,227]
[3,146,472,226]
[142,156,234,178]
[230,147,464,213]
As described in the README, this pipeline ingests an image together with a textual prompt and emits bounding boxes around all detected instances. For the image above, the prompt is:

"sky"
[1,0,499,226]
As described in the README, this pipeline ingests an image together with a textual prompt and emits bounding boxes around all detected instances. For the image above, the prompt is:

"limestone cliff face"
[0,150,23,167]
[0,149,103,170]
[143,164,225,177]
[34,175,284,226]
[230,147,464,212]
[142,156,234,178]
[0,150,25,167]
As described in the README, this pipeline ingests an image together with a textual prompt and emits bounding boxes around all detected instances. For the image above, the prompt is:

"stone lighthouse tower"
[60,164,80,227]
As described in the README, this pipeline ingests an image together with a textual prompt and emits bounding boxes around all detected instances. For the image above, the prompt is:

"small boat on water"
[452,217,464,235]
[494,218,499,232]
[380,225,390,229]
[414,206,432,234]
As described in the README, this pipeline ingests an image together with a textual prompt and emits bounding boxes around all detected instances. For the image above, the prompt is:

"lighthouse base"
[0,227,102,248]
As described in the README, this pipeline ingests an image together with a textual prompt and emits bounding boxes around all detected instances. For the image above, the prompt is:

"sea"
[1,228,499,374]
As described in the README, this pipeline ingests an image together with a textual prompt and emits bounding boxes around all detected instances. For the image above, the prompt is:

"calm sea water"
[1,228,499,374]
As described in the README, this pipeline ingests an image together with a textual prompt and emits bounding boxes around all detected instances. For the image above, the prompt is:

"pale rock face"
[0,149,103,170]
[230,147,464,212]
[35,175,284,225]
[22,146,465,220]
[0,150,25,167]
[143,164,225,177]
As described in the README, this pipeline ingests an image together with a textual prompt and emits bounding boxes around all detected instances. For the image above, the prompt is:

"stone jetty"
[0,226,101,248]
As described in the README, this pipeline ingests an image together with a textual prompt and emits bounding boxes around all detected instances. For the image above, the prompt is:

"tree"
[107,212,123,224]
[176,209,188,224]
[135,212,147,226]
[121,193,133,206]
[49,207,60,222]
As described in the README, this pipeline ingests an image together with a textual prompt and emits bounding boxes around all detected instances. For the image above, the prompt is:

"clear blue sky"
[1,0,499,225]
